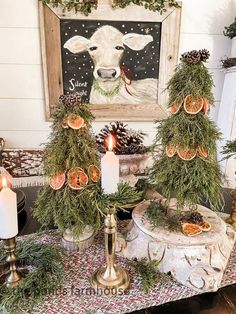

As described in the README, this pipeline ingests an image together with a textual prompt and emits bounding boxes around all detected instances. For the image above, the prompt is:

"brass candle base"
[0,237,22,288]
[91,265,130,293]
[226,189,236,228]
[91,213,130,294]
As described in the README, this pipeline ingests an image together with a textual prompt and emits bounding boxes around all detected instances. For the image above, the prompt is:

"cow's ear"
[122,33,153,51]
[64,36,90,53]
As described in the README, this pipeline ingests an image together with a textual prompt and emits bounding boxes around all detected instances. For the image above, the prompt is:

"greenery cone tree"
[151,49,224,211]
[33,94,102,236]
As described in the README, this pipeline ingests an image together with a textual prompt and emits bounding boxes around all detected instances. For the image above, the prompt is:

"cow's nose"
[97,68,117,79]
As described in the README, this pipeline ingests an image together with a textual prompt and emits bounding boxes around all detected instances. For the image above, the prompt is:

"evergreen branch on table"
[145,200,182,232]
[0,237,65,314]
[129,258,171,294]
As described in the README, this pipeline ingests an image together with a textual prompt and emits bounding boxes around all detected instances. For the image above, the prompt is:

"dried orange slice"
[67,167,88,190]
[78,170,88,186]
[88,164,101,182]
[49,172,66,190]
[182,223,202,236]
[68,167,83,178]
[67,114,85,130]
[169,102,181,114]
[200,221,211,231]
[177,148,196,161]
[197,146,208,158]
[203,98,208,114]
[183,95,204,114]
[166,145,176,157]
[67,176,83,190]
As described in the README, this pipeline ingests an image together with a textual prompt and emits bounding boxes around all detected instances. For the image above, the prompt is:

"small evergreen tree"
[150,49,224,211]
[33,94,102,235]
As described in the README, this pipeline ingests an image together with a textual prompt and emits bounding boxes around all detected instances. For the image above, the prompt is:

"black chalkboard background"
[60,19,161,103]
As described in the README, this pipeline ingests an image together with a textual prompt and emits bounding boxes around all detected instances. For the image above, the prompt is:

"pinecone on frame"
[199,49,210,62]
[59,92,81,106]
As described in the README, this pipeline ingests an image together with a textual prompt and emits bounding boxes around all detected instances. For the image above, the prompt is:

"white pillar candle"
[101,135,119,194]
[0,177,18,239]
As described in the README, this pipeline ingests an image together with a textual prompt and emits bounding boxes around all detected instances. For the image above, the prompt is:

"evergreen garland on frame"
[42,0,180,16]
[150,49,224,211]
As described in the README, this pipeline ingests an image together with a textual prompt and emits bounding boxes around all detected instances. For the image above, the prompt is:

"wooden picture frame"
[39,0,181,121]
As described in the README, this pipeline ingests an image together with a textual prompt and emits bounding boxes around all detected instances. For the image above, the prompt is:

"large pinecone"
[96,122,146,155]
[96,121,128,154]
[181,50,201,65]
[59,92,81,106]
[188,212,204,224]
[199,49,210,62]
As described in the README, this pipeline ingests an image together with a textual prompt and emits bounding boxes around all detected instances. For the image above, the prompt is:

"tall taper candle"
[101,135,119,194]
[0,177,18,239]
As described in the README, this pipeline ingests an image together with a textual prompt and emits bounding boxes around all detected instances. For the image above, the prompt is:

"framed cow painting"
[39,0,181,121]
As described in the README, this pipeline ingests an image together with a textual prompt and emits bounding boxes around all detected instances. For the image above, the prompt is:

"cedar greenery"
[0,236,65,314]
[129,258,171,293]
[32,98,102,236]
[42,0,180,15]
[145,200,182,231]
[150,50,224,211]
[33,98,142,236]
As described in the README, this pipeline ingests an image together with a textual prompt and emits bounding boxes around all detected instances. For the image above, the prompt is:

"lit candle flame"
[108,135,113,151]
[2,177,7,188]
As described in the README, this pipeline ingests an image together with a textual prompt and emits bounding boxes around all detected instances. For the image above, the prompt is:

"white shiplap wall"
[0,0,235,149]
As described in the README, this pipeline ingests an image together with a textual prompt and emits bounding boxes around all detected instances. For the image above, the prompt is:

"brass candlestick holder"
[91,213,130,293]
[226,188,236,228]
[0,237,22,288]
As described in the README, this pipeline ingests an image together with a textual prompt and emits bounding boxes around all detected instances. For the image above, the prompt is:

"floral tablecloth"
[22,222,236,314]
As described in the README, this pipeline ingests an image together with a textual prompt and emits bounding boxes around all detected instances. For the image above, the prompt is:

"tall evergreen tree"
[33,94,102,235]
[151,49,224,211]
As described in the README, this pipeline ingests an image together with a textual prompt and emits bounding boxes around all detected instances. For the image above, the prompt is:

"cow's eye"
[115,46,124,50]
[89,46,98,51]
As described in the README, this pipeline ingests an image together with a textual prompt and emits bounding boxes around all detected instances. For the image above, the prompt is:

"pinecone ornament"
[59,92,81,105]
[199,49,210,62]
[188,212,204,224]
[181,50,201,65]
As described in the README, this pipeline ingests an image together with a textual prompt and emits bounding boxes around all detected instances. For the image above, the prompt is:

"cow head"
[64,25,153,82]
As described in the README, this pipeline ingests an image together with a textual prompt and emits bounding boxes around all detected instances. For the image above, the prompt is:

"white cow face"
[64,25,153,82]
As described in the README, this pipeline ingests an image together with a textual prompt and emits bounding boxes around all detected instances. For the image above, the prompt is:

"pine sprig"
[155,110,221,155]
[145,200,182,231]
[129,258,171,293]
[0,237,65,313]
[222,139,236,159]
[150,154,224,211]
[167,61,214,107]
